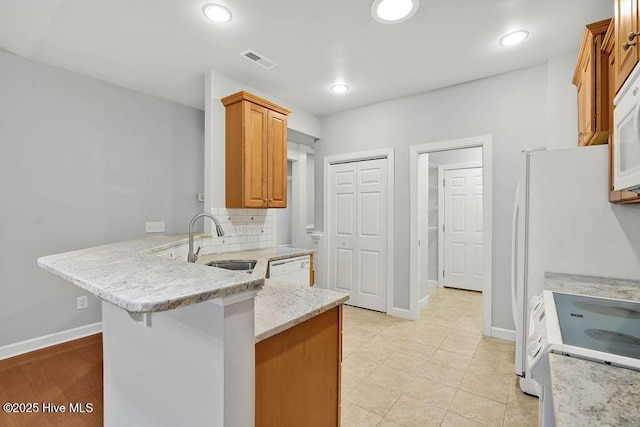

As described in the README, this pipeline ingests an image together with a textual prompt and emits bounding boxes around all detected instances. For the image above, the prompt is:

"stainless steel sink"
[206,260,257,274]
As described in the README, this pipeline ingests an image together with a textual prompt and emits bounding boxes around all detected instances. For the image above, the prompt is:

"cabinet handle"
[629,32,640,41]
[624,41,636,51]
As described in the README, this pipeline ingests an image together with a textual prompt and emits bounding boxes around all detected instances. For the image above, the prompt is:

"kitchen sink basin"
[206,260,257,274]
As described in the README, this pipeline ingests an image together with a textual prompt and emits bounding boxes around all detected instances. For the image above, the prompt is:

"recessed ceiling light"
[331,84,350,94]
[499,30,529,46]
[203,3,232,23]
[371,0,419,24]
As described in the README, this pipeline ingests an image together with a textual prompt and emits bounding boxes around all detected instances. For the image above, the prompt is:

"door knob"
[629,32,640,41]
[624,41,636,51]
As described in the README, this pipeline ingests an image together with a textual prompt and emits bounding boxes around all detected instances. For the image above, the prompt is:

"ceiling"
[0,0,614,117]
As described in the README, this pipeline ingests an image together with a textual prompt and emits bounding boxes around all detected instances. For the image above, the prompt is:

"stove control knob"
[527,341,542,358]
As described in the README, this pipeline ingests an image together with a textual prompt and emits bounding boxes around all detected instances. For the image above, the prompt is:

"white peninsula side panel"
[102,291,257,427]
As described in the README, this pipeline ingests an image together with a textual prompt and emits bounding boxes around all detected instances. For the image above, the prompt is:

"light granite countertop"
[38,236,349,342]
[544,273,640,426]
[549,353,640,426]
[253,280,348,342]
[545,272,640,302]
[196,247,350,342]
[37,235,264,313]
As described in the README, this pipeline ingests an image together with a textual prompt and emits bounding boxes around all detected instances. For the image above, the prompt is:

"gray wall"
[0,49,204,347]
[547,51,579,149]
[428,147,483,165]
[316,63,550,331]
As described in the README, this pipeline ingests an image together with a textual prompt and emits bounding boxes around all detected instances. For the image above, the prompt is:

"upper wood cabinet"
[603,19,615,144]
[221,91,291,209]
[615,0,639,92]
[573,18,611,146]
[608,5,640,203]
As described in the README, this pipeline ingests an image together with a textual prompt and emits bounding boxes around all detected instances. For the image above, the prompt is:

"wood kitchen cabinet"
[573,18,611,146]
[221,91,291,208]
[255,305,342,427]
[615,0,640,92]
[603,18,640,203]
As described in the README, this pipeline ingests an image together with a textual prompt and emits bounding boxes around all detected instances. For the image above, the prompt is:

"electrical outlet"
[146,221,165,233]
[197,192,205,202]
[77,296,88,310]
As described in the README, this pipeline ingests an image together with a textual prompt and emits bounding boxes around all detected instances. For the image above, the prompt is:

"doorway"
[276,160,294,246]
[276,141,316,249]
[410,136,492,336]
[324,148,395,314]
[328,158,388,312]
[441,166,484,292]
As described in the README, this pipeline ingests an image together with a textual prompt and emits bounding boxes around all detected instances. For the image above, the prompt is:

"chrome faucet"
[187,213,225,263]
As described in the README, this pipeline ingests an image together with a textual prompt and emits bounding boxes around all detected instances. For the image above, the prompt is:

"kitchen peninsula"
[37,235,348,427]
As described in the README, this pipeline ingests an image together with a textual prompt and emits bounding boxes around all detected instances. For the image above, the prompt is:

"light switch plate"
[197,192,205,202]
[146,221,165,233]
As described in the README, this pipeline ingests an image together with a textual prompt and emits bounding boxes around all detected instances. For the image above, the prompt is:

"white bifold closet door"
[328,158,387,312]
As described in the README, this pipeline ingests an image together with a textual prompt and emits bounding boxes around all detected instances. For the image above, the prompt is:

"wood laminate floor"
[0,334,103,427]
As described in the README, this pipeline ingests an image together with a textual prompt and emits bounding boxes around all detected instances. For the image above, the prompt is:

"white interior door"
[328,163,357,297]
[443,167,483,292]
[355,159,387,311]
[328,158,388,311]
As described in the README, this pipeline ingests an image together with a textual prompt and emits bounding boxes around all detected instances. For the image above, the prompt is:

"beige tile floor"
[340,287,539,427]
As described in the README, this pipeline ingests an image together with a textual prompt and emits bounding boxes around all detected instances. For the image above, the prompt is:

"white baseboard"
[491,327,516,342]
[0,322,103,361]
[418,294,430,310]
[387,306,418,320]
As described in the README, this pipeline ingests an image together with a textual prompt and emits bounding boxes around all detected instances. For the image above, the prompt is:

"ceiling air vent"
[240,49,278,69]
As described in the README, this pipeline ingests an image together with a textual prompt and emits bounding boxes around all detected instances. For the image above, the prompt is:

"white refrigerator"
[512,144,640,395]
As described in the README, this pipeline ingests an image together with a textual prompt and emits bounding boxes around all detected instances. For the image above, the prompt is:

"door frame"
[437,162,483,288]
[409,136,492,336]
[323,148,395,315]
[287,142,315,249]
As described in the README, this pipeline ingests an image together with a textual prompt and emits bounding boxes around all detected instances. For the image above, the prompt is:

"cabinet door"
[576,43,595,145]
[615,0,639,92]
[255,306,341,427]
[267,110,287,208]
[244,102,269,208]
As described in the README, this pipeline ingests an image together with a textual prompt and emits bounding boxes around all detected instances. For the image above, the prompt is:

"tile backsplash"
[205,207,277,253]
[156,208,277,261]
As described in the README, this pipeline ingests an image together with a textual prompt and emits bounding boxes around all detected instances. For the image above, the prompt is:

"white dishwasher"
[268,255,311,286]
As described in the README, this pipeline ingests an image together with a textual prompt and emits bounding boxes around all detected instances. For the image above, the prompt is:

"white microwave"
[614,64,640,193]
